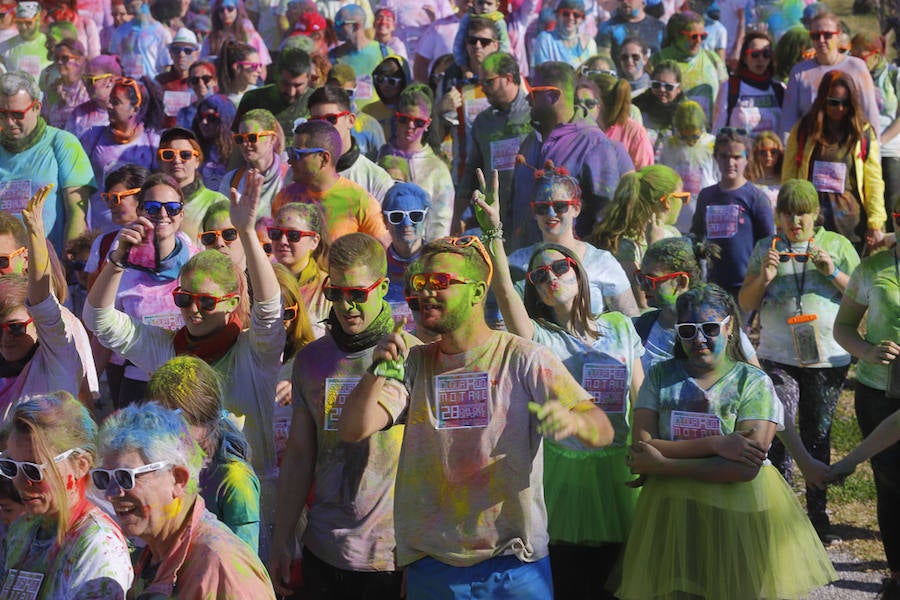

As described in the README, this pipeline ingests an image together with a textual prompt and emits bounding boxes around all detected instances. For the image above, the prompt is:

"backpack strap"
[725,75,741,125]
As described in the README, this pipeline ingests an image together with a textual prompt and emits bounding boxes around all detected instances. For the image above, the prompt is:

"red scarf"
[173,314,243,364]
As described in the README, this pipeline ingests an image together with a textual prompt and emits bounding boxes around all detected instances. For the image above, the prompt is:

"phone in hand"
[126,222,159,272]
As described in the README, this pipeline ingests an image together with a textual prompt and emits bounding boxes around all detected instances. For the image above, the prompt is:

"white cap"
[170,27,200,50]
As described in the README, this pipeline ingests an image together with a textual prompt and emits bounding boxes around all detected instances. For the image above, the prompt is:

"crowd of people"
[1,0,900,597]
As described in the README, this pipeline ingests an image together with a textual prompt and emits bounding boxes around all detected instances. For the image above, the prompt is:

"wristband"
[107,251,127,271]
[368,358,405,382]
[825,266,840,280]
[481,226,504,241]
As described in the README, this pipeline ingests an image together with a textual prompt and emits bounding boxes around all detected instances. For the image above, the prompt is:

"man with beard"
[512,61,633,245]
[233,47,314,137]
[340,234,614,599]
[271,232,417,598]
[454,51,531,239]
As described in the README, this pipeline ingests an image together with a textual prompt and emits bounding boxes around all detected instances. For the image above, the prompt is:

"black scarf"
[182,178,205,201]
[326,301,394,353]
[336,136,361,172]
[1,116,47,154]
[634,92,683,131]
[0,343,38,378]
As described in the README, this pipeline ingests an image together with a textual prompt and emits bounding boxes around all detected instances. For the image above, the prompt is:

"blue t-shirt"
[0,126,96,252]
[691,181,774,289]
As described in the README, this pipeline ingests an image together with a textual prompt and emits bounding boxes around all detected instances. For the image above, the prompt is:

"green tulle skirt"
[544,442,639,545]
[615,465,836,600]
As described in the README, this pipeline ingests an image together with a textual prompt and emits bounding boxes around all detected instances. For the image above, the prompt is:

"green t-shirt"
[747,228,860,368]
[844,250,900,390]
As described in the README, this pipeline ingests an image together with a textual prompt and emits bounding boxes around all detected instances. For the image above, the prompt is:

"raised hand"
[472,168,501,233]
[21,184,54,236]
[230,169,263,232]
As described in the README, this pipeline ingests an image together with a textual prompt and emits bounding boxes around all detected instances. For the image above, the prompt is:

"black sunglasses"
[467,36,497,47]
[267,227,316,242]
[826,97,849,108]
[188,74,214,85]
[374,74,402,86]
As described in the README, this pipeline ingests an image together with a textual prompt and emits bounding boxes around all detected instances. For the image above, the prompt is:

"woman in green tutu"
[619,283,835,599]
[474,168,644,599]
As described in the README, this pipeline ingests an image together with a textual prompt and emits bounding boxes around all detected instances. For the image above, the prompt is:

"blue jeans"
[406,554,553,600]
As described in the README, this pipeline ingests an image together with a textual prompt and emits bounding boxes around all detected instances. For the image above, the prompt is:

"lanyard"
[777,235,811,315]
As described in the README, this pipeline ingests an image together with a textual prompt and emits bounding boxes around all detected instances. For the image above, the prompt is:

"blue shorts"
[405,554,553,600]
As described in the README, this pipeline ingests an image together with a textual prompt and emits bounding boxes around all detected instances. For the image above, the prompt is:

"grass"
[790,367,887,571]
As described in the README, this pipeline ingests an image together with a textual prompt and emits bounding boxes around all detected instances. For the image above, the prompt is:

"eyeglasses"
[680,133,702,143]
[82,73,114,86]
[650,80,679,92]
[744,48,772,59]
[200,228,238,246]
[0,246,27,269]
[114,77,143,108]
[172,287,238,311]
[236,61,262,72]
[90,461,172,491]
[619,53,642,63]
[384,209,428,225]
[409,272,475,291]
[675,315,731,341]
[283,303,298,322]
[636,270,687,290]
[101,188,141,206]
[530,200,579,216]
[141,201,184,217]
[662,191,691,205]
[530,85,562,100]
[267,226,316,242]
[757,147,781,156]
[575,98,599,109]
[0,98,39,121]
[826,97,849,108]
[466,36,498,47]
[188,74,214,85]
[219,4,237,11]
[374,74,402,86]
[681,30,708,41]
[14,15,38,25]
[323,277,384,303]
[0,448,84,483]
[557,8,584,18]
[232,130,276,144]
[771,237,812,263]
[170,46,195,55]
[527,257,578,285]
[441,235,493,284]
[199,110,220,122]
[55,55,79,65]
[809,30,839,41]
[285,146,326,161]
[158,148,199,162]
[0,317,34,336]
[309,110,351,125]
[396,112,430,128]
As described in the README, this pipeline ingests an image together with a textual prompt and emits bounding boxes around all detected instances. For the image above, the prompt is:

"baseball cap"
[294,11,326,34]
